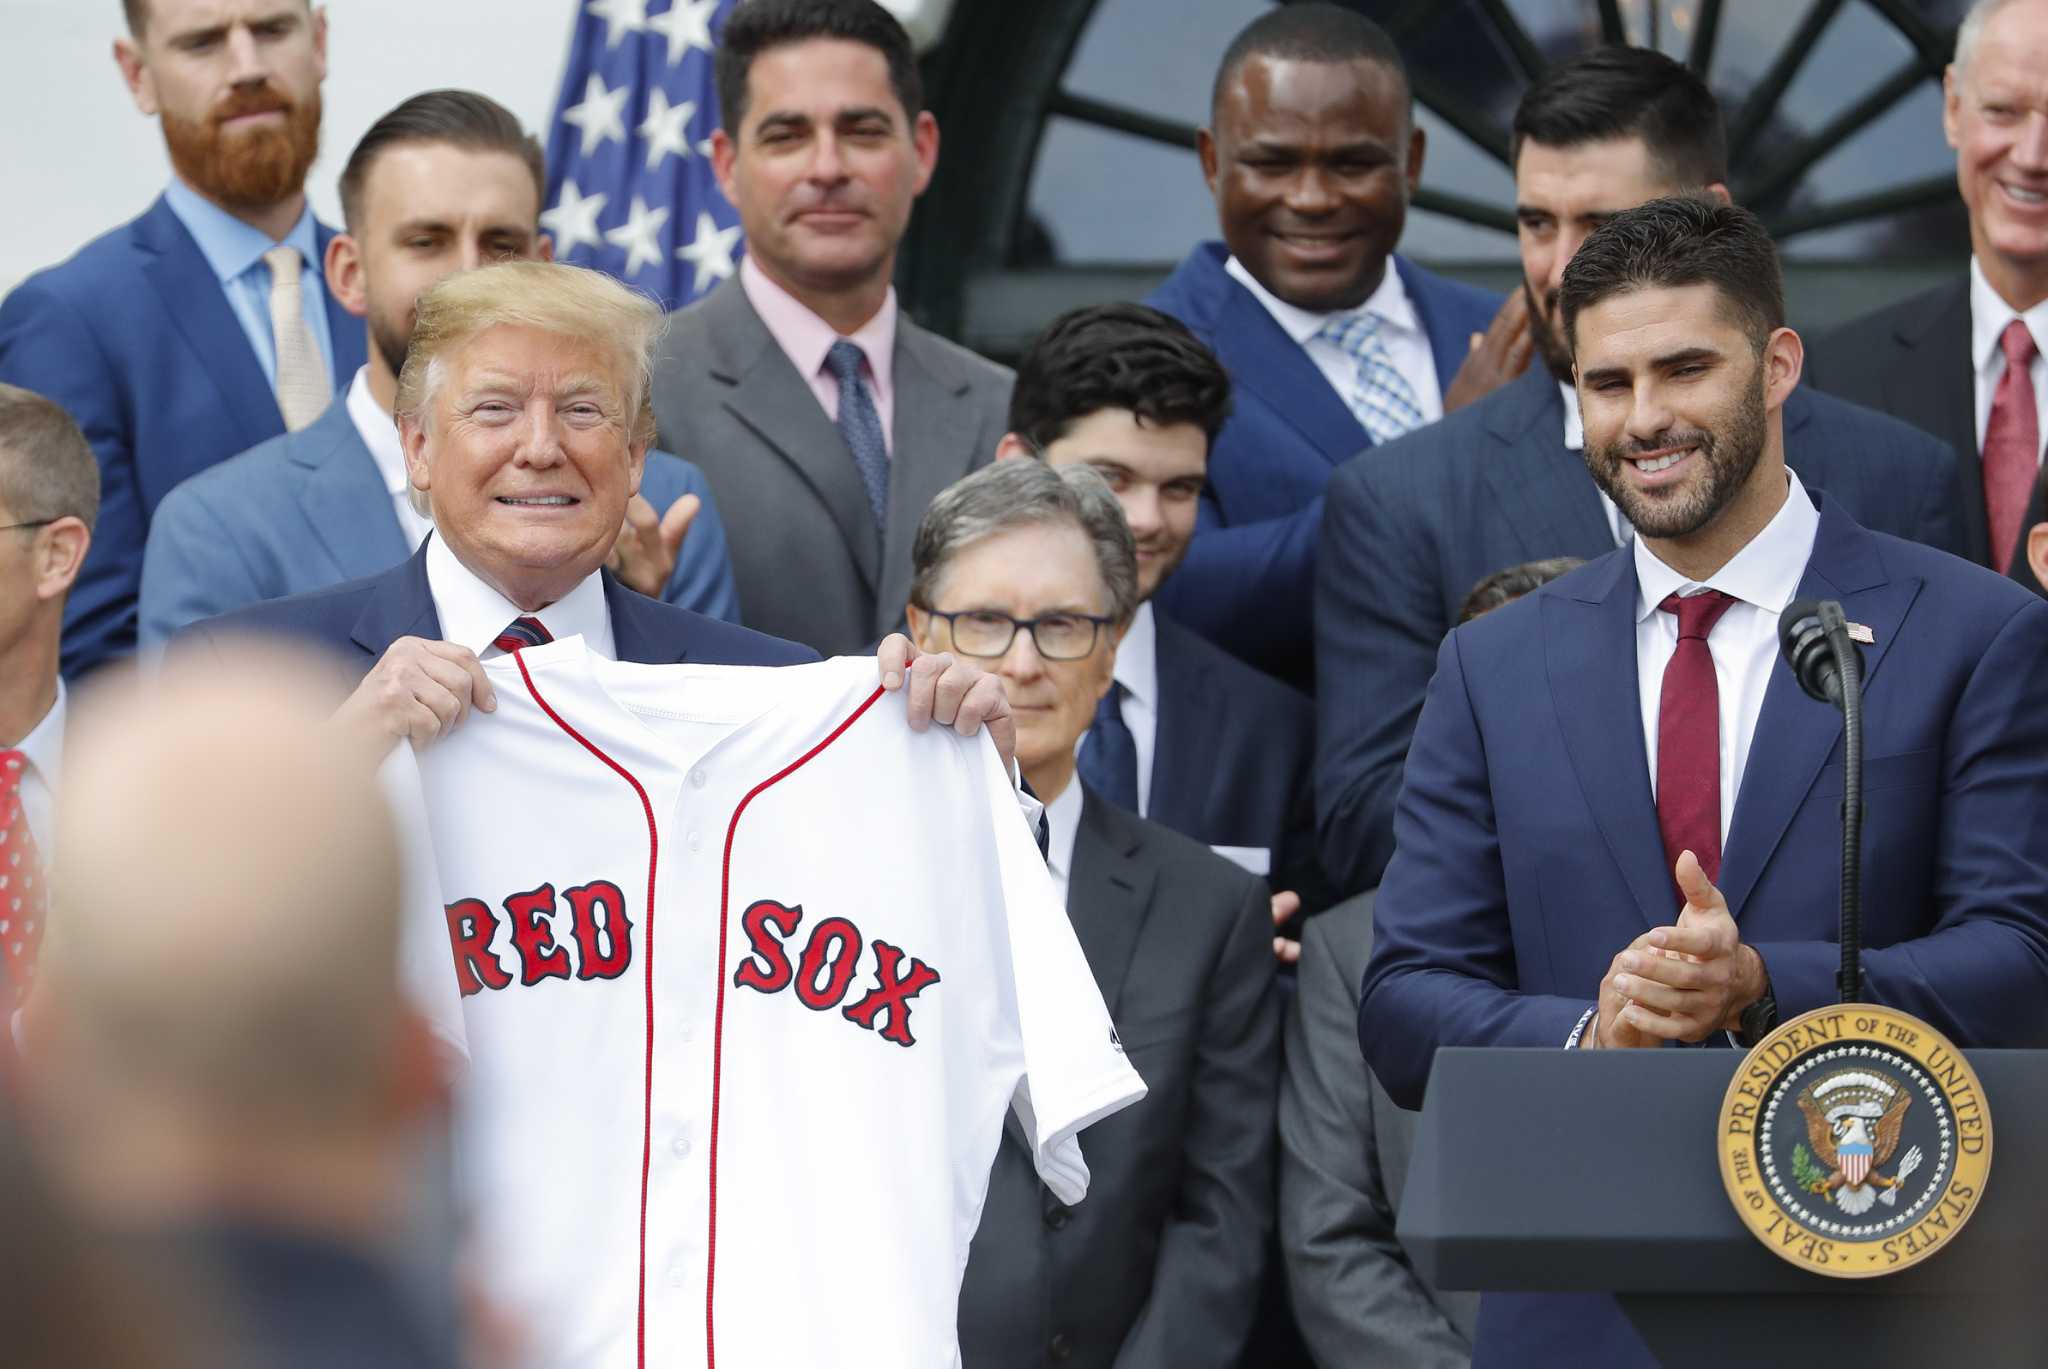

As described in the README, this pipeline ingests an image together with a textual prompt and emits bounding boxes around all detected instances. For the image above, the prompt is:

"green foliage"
[1793,1141,1830,1192]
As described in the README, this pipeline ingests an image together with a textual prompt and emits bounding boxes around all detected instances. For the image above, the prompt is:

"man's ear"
[401,414,432,496]
[1703,181,1733,206]
[1197,127,1220,195]
[993,432,1034,462]
[2027,520,2048,591]
[1763,326,1805,409]
[326,233,369,319]
[35,517,92,603]
[113,36,155,116]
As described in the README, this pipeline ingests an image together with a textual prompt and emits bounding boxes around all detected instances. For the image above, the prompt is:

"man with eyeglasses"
[908,458,1277,1369]
[0,384,100,1014]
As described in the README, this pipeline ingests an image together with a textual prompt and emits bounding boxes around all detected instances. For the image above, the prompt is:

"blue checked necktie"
[1317,311,1426,445]
[825,339,890,528]
[492,615,552,653]
[1076,683,1140,813]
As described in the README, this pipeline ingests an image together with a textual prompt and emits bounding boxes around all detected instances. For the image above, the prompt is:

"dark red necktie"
[0,750,49,1011]
[1984,318,2039,574]
[1656,590,1736,897]
[493,615,553,654]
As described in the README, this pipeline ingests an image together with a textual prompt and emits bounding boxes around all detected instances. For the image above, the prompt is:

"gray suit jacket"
[1281,892,1477,1368]
[958,787,1277,1369]
[649,278,1012,656]
[138,395,742,645]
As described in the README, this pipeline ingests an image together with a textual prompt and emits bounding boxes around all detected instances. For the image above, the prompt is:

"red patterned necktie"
[0,750,48,1010]
[493,615,553,654]
[1984,318,2039,575]
[1656,590,1737,899]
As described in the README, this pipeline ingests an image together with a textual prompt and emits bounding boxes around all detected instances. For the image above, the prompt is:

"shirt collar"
[423,533,613,656]
[740,254,896,396]
[1112,601,1157,712]
[1560,380,1585,450]
[1633,467,1820,622]
[1969,255,2048,375]
[14,679,64,794]
[1041,775,1085,889]
[1224,253,1419,346]
[162,176,322,286]
[345,368,409,496]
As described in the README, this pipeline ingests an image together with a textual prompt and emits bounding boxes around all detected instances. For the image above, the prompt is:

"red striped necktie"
[493,615,553,654]
[1656,589,1736,899]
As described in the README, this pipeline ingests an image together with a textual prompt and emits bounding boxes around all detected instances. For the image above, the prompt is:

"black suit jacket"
[188,540,815,677]
[1805,277,2047,595]
[1146,611,1331,908]
[957,787,1278,1369]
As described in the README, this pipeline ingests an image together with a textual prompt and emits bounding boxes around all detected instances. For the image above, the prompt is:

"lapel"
[313,221,367,384]
[348,542,442,659]
[605,573,694,665]
[1544,552,1674,927]
[1717,498,1914,918]
[876,321,982,637]
[1064,788,1159,1014]
[1395,255,1471,397]
[1480,369,1618,560]
[290,399,411,582]
[134,196,281,449]
[1209,265,1371,464]
[700,281,882,595]
[1886,281,1985,560]
[1145,617,1214,829]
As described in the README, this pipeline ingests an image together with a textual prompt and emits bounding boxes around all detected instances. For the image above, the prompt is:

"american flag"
[541,0,745,311]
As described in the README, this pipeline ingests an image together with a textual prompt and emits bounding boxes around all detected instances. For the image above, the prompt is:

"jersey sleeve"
[979,737,1147,1205]
[378,743,471,1074]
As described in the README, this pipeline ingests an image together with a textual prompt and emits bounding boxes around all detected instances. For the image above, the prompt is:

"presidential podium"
[1398,1048,2048,1367]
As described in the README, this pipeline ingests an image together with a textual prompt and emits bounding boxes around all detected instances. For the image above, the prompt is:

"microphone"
[1778,598,1866,1003]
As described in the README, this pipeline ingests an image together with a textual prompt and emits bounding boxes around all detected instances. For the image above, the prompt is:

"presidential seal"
[1717,1004,1991,1278]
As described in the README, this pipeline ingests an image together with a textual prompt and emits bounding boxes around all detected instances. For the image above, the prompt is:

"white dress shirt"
[345,367,438,551]
[1968,255,2048,464]
[1225,256,1443,426]
[1040,776,1085,907]
[1632,468,1820,846]
[1560,379,1631,549]
[10,680,64,861]
[424,534,616,661]
[1072,601,1159,816]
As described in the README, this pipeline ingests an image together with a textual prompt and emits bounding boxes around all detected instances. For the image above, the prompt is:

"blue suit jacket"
[1147,611,1329,906]
[189,540,812,679]
[0,195,366,678]
[1315,367,1967,896]
[1145,242,1500,687]
[1357,494,2048,1367]
[137,396,743,646]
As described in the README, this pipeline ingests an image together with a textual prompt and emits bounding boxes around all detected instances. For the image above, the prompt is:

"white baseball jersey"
[400,640,1145,1369]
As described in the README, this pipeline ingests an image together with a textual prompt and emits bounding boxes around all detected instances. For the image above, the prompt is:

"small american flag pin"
[1847,622,1876,645]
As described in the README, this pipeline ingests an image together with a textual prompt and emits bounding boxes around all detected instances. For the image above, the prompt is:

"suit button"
[1049,1332,1073,1361]
[1042,1203,1069,1231]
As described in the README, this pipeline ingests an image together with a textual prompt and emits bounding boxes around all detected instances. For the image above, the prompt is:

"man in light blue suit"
[1315,48,1965,896]
[1361,196,2048,1369]
[140,92,739,645]
[0,0,361,678]
[1146,4,1515,689]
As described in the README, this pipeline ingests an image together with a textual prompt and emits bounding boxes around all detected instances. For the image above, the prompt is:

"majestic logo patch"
[732,899,941,1048]
[1718,1004,1992,1278]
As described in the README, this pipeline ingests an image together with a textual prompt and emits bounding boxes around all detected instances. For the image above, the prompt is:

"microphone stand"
[1816,602,1863,1003]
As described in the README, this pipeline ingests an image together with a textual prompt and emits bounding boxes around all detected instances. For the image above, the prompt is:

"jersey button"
[687,831,703,853]
[1049,1332,1074,1361]
[689,768,708,789]
[672,1133,692,1158]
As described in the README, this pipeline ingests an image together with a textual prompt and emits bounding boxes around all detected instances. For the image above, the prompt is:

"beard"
[1584,360,1768,541]
[161,83,322,211]
[369,302,412,385]
[1527,280,1574,382]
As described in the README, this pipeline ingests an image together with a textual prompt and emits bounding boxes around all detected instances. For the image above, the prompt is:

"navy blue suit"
[1358,493,2048,1367]
[1146,242,1499,686]
[189,540,814,677]
[0,195,366,678]
[1147,612,1329,907]
[1315,368,1966,895]
[138,396,743,645]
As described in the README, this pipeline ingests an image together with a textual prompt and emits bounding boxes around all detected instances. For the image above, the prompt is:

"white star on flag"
[648,0,719,65]
[677,211,742,293]
[586,0,649,48]
[638,88,697,171]
[539,179,609,258]
[562,74,630,157]
[605,196,673,277]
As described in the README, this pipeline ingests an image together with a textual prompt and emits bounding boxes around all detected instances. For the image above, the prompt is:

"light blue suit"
[138,396,742,644]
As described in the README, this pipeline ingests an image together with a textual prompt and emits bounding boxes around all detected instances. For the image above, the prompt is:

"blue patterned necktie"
[825,339,890,528]
[1317,311,1426,445]
[1076,683,1139,813]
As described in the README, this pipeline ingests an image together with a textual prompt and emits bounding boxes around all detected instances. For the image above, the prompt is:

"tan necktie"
[262,244,331,430]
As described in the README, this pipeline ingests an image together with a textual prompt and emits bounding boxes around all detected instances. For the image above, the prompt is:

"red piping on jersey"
[706,684,887,1369]
[512,651,664,1369]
